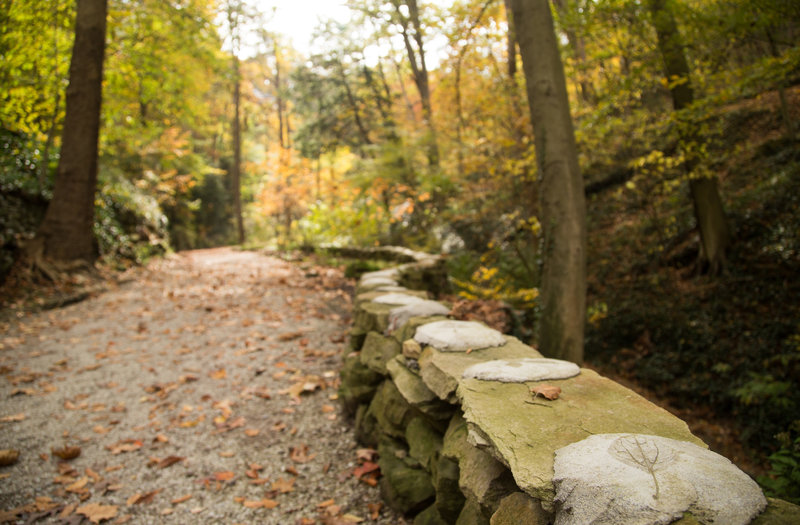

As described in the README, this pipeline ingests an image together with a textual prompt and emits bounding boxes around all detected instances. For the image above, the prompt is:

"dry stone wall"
[335,248,800,525]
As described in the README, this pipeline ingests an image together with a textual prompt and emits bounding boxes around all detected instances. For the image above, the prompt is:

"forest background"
[1,0,799,503]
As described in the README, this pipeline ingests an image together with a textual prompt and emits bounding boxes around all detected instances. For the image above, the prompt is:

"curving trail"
[0,248,406,524]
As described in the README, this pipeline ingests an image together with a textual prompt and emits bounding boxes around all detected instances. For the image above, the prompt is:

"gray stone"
[387,356,454,423]
[360,332,401,375]
[389,300,452,333]
[433,454,466,523]
[415,320,507,352]
[414,504,449,525]
[359,276,399,290]
[352,302,395,343]
[394,315,450,344]
[339,352,384,414]
[368,379,417,439]
[462,357,580,383]
[456,369,704,506]
[379,436,436,514]
[374,292,428,305]
[406,417,444,471]
[456,498,491,525]
[442,414,516,517]
[403,339,423,359]
[490,492,551,525]
[751,498,800,525]
[552,433,767,525]
[418,338,541,402]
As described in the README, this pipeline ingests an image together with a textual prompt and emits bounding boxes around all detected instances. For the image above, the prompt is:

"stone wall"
[337,249,799,525]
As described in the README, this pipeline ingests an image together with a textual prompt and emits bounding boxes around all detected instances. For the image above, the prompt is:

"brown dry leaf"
[321,404,335,413]
[367,502,382,520]
[278,331,305,341]
[352,462,380,479]
[128,489,161,505]
[270,476,296,493]
[289,444,316,463]
[244,428,260,437]
[530,384,562,400]
[52,445,81,460]
[171,494,192,505]
[106,439,143,454]
[0,412,25,422]
[213,471,236,482]
[59,502,78,519]
[0,449,19,466]
[76,502,118,524]
[157,456,185,469]
[355,448,377,462]
[209,368,227,380]
[243,499,279,509]
[66,477,90,493]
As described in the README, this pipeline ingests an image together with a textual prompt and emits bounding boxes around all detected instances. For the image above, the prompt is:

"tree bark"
[232,53,245,245]
[648,0,729,274]
[511,0,587,364]
[35,0,107,264]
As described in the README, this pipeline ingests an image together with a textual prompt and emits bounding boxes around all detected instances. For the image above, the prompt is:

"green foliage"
[758,432,800,504]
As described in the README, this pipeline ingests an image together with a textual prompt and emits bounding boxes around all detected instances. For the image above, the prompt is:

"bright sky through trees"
[257,0,351,55]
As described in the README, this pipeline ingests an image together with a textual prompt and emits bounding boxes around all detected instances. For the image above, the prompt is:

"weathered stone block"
[456,498,491,525]
[406,417,444,472]
[389,300,451,334]
[379,436,436,515]
[414,504,449,525]
[355,403,379,448]
[415,320,507,352]
[388,356,455,423]
[433,454,466,523]
[368,379,417,439]
[352,301,395,338]
[339,352,384,414]
[738,497,800,525]
[418,337,540,403]
[457,370,705,506]
[490,492,551,525]
[360,332,402,375]
[442,414,516,517]
[394,315,450,344]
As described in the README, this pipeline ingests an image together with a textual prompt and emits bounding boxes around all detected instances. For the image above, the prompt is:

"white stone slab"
[414,320,506,352]
[461,358,580,383]
[373,293,426,306]
[553,433,767,525]
[359,276,398,288]
[388,300,451,332]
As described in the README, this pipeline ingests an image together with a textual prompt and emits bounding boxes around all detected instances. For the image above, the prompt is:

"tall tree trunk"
[392,0,439,168]
[35,0,107,265]
[503,0,518,78]
[511,0,587,364]
[232,53,245,245]
[648,0,729,274]
[551,0,596,106]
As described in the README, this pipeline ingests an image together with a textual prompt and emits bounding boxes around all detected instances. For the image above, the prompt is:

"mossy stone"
[750,497,800,525]
[406,417,444,472]
[339,353,384,414]
[490,492,551,525]
[455,498,491,525]
[414,504,449,525]
[379,436,436,515]
[360,332,401,375]
[433,454,466,523]
[368,379,417,438]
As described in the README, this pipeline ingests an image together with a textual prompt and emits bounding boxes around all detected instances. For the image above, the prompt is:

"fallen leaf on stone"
[0,449,19,466]
[530,384,561,400]
[76,502,118,523]
[52,445,81,460]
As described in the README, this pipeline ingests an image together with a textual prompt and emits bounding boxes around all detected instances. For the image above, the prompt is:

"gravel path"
[0,248,407,524]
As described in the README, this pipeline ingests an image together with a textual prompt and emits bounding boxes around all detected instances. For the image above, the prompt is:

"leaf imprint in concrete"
[414,320,506,352]
[462,357,580,382]
[553,433,767,525]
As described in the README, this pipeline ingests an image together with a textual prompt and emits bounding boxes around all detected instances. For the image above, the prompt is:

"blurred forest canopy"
[1,0,799,498]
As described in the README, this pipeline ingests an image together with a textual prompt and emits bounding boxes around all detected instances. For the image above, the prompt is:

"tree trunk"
[502,0,517,78]
[648,0,729,274]
[35,0,107,264]
[511,0,587,364]
[232,53,245,245]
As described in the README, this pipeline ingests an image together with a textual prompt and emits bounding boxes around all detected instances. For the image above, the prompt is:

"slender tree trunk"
[232,53,245,245]
[648,0,729,274]
[35,0,107,264]
[503,0,518,78]
[511,0,587,364]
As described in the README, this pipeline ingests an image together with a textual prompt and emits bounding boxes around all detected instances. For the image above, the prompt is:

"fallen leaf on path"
[0,449,19,466]
[76,503,118,523]
[352,462,380,479]
[242,499,279,509]
[290,444,316,463]
[52,445,81,460]
[244,428,260,437]
[106,439,143,454]
[157,456,185,469]
[530,384,561,400]
[66,477,89,493]
[213,471,236,482]
[0,413,25,422]
[172,495,192,505]
[367,503,382,520]
[270,476,296,493]
[127,489,160,505]
[209,368,227,380]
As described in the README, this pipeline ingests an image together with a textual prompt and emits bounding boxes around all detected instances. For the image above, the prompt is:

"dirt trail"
[0,248,405,524]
